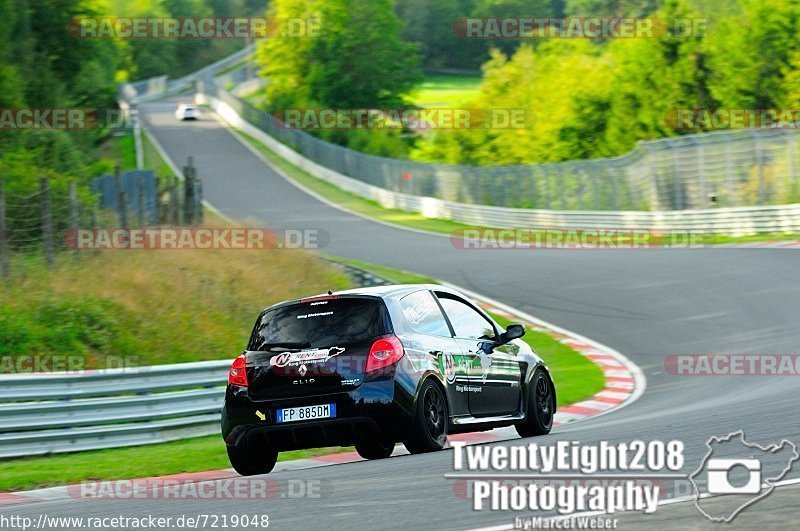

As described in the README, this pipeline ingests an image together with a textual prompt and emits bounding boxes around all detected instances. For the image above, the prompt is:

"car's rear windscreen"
[248,297,390,350]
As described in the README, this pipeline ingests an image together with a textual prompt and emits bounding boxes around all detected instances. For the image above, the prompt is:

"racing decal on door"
[270,347,345,368]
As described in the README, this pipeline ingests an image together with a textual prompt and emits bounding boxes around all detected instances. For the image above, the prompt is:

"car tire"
[515,368,555,438]
[404,379,449,454]
[354,437,395,460]
[226,443,278,476]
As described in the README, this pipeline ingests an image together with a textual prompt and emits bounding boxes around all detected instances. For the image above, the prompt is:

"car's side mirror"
[499,324,526,345]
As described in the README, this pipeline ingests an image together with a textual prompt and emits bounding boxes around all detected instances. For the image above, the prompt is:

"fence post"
[137,173,145,227]
[183,157,195,226]
[725,137,736,207]
[68,181,79,254]
[788,132,798,200]
[196,179,204,225]
[170,183,180,225]
[114,165,129,228]
[755,134,765,205]
[0,179,8,279]
[118,191,130,231]
[697,140,707,208]
[40,178,55,269]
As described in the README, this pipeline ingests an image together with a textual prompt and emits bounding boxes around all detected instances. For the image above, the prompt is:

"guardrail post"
[0,179,8,279]
[40,178,55,269]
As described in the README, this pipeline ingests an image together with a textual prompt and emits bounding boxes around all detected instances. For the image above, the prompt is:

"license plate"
[276,403,336,423]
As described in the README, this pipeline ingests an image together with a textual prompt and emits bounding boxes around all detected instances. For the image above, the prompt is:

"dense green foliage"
[410,0,800,164]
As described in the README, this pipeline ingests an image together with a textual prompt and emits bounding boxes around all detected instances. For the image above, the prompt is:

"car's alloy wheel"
[515,368,554,438]
[404,380,449,454]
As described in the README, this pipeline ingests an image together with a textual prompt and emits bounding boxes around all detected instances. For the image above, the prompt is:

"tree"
[258,0,421,110]
[703,0,800,109]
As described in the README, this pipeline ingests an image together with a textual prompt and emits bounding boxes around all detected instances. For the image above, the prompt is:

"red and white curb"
[718,240,800,248]
[0,285,644,508]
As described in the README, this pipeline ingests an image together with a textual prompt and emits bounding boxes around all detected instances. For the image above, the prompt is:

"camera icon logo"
[690,431,798,523]
[706,458,761,494]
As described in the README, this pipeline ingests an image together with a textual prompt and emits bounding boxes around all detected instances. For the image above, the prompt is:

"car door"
[434,291,522,417]
[397,289,471,417]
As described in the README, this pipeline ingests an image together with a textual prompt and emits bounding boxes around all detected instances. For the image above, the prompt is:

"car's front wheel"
[227,443,278,476]
[404,379,449,454]
[515,368,555,438]
[355,437,395,460]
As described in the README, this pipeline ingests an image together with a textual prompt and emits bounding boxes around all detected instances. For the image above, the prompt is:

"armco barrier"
[0,361,230,458]
[203,93,800,236]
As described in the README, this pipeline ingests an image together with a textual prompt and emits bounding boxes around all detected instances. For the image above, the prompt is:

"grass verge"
[0,437,352,492]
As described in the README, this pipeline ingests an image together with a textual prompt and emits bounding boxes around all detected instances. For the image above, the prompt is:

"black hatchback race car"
[222,284,556,475]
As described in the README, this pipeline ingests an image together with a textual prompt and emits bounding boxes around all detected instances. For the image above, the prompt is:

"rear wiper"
[258,341,312,351]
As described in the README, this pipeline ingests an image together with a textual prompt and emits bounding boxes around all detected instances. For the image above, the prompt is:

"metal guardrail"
[119,44,256,106]
[0,361,230,458]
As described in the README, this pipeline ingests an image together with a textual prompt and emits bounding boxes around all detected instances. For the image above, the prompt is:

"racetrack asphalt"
[6,101,797,530]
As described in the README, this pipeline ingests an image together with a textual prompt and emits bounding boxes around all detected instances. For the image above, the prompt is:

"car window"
[436,295,496,340]
[248,297,389,350]
[399,290,451,337]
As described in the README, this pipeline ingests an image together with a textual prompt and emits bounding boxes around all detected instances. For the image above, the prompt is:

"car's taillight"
[228,355,248,387]
[366,336,404,373]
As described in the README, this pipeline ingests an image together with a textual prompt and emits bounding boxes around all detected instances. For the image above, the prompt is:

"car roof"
[261,284,462,312]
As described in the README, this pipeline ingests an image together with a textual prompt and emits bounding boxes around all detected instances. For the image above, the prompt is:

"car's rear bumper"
[221,376,415,451]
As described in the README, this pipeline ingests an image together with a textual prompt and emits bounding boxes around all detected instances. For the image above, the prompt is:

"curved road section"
[11,102,798,529]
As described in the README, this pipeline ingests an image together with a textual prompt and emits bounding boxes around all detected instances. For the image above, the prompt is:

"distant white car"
[175,104,198,121]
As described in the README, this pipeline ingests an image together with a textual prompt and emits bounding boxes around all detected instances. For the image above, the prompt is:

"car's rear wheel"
[515,368,555,438]
[227,443,278,476]
[404,379,449,454]
[355,437,395,460]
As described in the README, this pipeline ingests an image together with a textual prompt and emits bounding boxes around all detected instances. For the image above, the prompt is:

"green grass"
[0,436,352,492]
[142,129,177,184]
[0,234,350,368]
[107,133,136,170]
[410,74,482,108]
